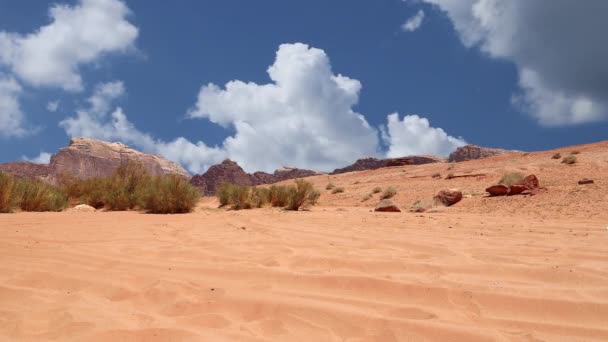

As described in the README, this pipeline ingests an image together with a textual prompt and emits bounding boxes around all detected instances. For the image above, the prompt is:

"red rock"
[331,155,444,175]
[578,179,594,185]
[486,184,510,196]
[433,189,463,206]
[385,155,446,167]
[449,144,520,162]
[513,175,540,190]
[0,162,50,180]
[374,199,401,212]
[508,184,527,195]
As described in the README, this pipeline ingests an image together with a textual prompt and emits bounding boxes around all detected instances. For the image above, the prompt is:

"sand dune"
[1,141,608,341]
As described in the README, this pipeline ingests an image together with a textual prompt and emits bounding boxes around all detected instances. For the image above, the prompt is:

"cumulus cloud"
[60,44,465,174]
[422,0,608,126]
[0,0,138,91]
[22,152,52,164]
[402,10,425,32]
[47,100,60,112]
[60,81,226,174]
[188,43,380,172]
[383,113,466,157]
[0,74,27,138]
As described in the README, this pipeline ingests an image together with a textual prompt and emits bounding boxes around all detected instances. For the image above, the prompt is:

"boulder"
[433,189,463,206]
[67,204,96,213]
[486,184,510,196]
[578,179,594,185]
[507,184,527,195]
[449,144,520,163]
[514,175,540,190]
[374,199,401,212]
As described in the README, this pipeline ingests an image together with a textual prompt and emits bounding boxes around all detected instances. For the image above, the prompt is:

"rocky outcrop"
[449,144,519,163]
[190,160,253,196]
[0,162,51,180]
[332,155,444,175]
[486,184,510,196]
[374,199,401,213]
[191,161,324,196]
[0,138,189,183]
[578,179,594,185]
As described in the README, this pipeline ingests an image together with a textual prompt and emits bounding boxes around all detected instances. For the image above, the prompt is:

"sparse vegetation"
[11,178,68,212]
[331,187,345,194]
[411,199,436,213]
[217,179,319,211]
[286,179,320,211]
[498,172,525,186]
[326,183,336,190]
[445,173,455,180]
[140,175,200,214]
[0,172,14,213]
[570,150,581,155]
[551,153,562,159]
[562,155,577,165]
[432,173,441,179]
[381,186,397,199]
[372,187,382,194]
[361,194,373,202]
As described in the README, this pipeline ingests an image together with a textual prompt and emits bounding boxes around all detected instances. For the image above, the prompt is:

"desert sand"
[1,141,608,341]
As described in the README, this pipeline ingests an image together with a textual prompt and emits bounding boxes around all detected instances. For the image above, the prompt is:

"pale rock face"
[448,144,520,163]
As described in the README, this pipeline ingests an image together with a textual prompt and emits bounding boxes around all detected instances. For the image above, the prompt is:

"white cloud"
[47,100,60,112]
[22,151,52,164]
[402,10,426,32]
[188,43,380,172]
[383,113,466,158]
[0,0,138,91]
[0,74,27,138]
[422,0,608,126]
[60,44,466,174]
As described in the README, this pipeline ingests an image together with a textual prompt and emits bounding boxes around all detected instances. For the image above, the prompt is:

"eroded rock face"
[190,161,323,196]
[0,138,190,183]
[331,155,444,175]
[449,144,519,163]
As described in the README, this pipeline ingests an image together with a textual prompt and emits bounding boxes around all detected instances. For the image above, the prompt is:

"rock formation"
[331,155,445,175]
[433,189,463,207]
[0,138,189,183]
[486,175,540,197]
[374,199,401,212]
[449,144,519,162]
[191,160,324,196]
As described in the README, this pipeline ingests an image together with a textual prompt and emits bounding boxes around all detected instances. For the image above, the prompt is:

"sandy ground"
[1,141,608,341]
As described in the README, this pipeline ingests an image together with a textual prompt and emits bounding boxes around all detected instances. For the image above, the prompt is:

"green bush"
[562,155,577,165]
[269,185,290,207]
[0,172,14,213]
[140,175,200,214]
[331,187,344,194]
[286,179,320,211]
[11,178,67,212]
[372,187,382,194]
[498,172,525,186]
[381,186,397,199]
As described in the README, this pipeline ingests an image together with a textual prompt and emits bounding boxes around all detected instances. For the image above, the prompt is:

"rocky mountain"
[190,160,324,195]
[0,138,189,182]
[331,155,445,175]
[448,144,520,162]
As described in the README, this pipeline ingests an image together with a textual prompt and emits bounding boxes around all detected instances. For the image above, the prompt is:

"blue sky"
[1,0,607,173]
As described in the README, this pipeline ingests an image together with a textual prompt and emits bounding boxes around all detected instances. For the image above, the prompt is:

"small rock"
[578,179,594,185]
[433,189,463,206]
[66,204,96,212]
[486,184,509,196]
[508,184,527,196]
[374,199,401,213]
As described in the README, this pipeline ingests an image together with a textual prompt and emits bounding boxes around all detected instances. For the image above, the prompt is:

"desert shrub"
[326,183,336,190]
[432,173,441,179]
[286,179,320,211]
[411,199,436,213]
[11,178,67,212]
[498,172,525,186]
[381,186,397,199]
[562,155,577,165]
[331,187,345,194]
[570,150,581,155]
[551,153,562,159]
[361,193,372,202]
[104,162,150,211]
[217,183,236,207]
[250,187,270,208]
[0,172,14,213]
[445,173,455,180]
[268,185,290,207]
[372,187,382,194]
[140,175,200,214]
